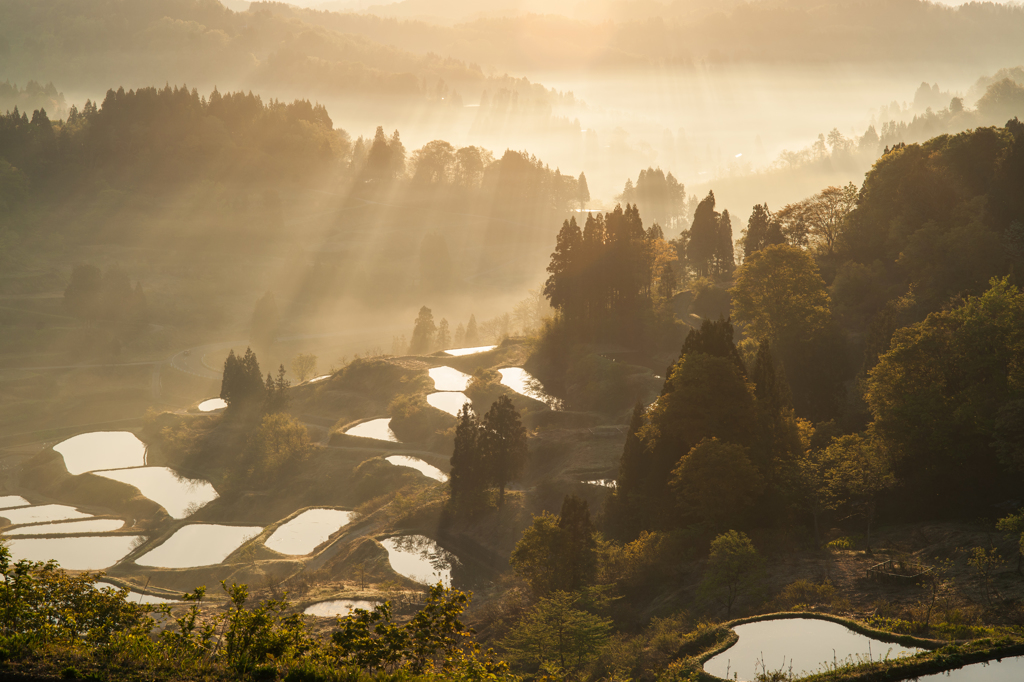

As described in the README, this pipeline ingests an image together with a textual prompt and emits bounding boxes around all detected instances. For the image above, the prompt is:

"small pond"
[703,618,921,681]
[385,455,448,482]
[4,518,125,535]
[93,466,218,518]
[135,524,263,568]
[265,509,354,556]
[428,366,472,392]
[1,504,92,526]
[426,391,470,417]
[345,418,399,442]
[444,345,496,356]
[53,431,147,475]
[304,599,380,618]
[6,535,143,571]
[583,479,617,489]
[95,582,179,605]
[0,495,29,509]
[198,398,227,412]
[913,655,1024,680]
[381,535,458,587]
[498,368,562,409]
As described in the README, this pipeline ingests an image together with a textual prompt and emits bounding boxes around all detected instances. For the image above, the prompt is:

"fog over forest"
[3,2,1024,682]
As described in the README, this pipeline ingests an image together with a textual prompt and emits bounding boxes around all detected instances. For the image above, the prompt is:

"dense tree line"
[0,84,345,187]
[543,204,679,345]
[618,167,689,230]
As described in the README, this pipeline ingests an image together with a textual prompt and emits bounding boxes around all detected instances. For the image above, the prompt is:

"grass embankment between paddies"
[689,611,1024,681]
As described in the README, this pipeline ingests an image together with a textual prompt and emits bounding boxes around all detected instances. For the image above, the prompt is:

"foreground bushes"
[0,545,508,682]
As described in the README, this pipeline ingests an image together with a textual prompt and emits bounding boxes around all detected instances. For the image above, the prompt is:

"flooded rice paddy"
[444,345,496,356]
[95,582,180,604]
[1,504,92,525]
[385,455,448,482]
[197,398,227,412]
[3,518,125,535]
[53,431,147,475]
[344,418,399,442]
[264,509,354,556]
[912,656,1024,680]
[498,368,562,409]
[583,479,617,488]
[135,524,263,568]
[309,374,332,383]
[93,467,218,519]
[303,599,380,617]
[380,534,458,587]
[426,391,471,417]
[703,617,921,681]
[6,535,143,570]
[0,495,29,509]
[428,366,472,391]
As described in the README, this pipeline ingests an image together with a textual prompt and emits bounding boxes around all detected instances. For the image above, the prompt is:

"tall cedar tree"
[577,172,590,209]
[612,401,649,538]
[742,203,785,260]
[408,306,437,355]
[637,328,757,531]
[686,191,720,277]
[749,339,800,495]
[543,217,583,323]
[464,314,480,346]
[449,404,487,512]
[435,318,451,351]
[482,395,528,507]
[558,494,598,591]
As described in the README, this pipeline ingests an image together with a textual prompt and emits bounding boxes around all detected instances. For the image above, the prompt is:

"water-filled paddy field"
[703,617,921,681]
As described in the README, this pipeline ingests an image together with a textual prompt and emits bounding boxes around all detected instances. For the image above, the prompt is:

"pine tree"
[454,323,466,348]
[613,401,649,537]
[464,314,480,346]
[408,306,437,355]
[558,494,597,591]
[220,349,241,406]
[741,203,785,260]
[481,395,528,507]
[240,347,266,404]
[577,172,590,209]
[749,339,800,492]
[686,191,720,278]
[449,404,486,512]
[658,262,677,300]
[543,217,583,322]
[716,210,735,278]
[435,318,451,351]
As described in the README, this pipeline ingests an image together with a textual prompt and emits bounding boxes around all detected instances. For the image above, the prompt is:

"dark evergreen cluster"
[448,396,528,511]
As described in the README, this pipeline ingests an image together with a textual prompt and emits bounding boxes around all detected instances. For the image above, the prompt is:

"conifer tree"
[454,323,466,348]
[449,404,486,512]
[558,494,598,591]
[435,318,451,351]
[716,209,735,278]
[464,314,480,346]
[481,395,527,507]
[686,191,720,277]
[408,306,437,355]
[577,172,590,209]
[612,401,648,537]
[749,339,801,499]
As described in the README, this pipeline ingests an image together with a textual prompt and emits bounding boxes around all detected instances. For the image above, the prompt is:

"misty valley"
[3,1,1024,682]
